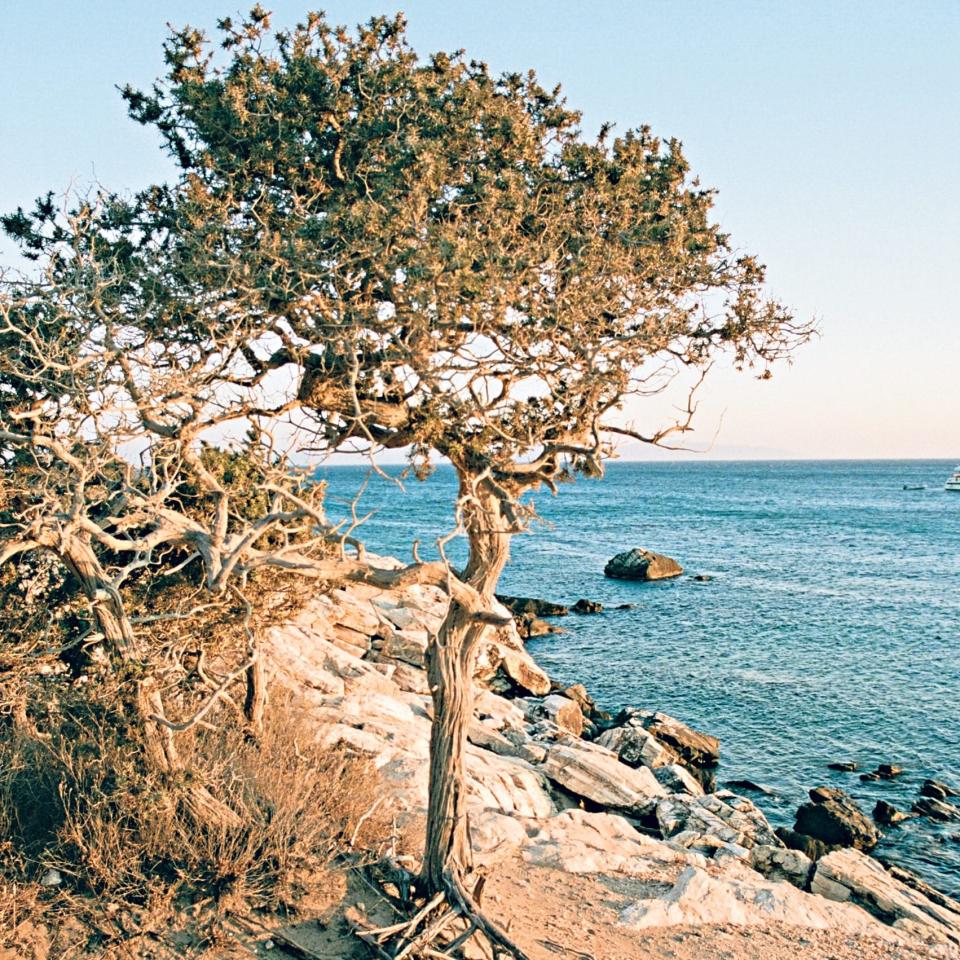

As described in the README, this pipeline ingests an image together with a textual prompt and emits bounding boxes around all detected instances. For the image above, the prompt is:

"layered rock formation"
[261,567,960,954]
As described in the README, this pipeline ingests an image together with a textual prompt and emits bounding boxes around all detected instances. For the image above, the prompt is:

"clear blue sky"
[2,1,958,459]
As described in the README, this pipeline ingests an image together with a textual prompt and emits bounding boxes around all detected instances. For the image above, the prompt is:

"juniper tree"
[3,8,810,955]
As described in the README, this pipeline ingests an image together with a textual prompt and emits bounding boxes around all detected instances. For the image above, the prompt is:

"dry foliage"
[0,679,396,948]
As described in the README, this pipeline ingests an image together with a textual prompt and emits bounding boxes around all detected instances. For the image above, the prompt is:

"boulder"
[776,826,832,862]
[874,800,910,825]
[921,779,959,800]
[596,721,677,769]
[657,791,780,851]
[812,848,960,945]
[537,742,666,811]
[496,594,568,618]
[750,844,815,890]
[653,764,704,797]
[518,617,565,638]
[793,787,880,851]
[828,761,859,772]
[625,709,720,771]
[539,694,585,737]
[912,796,960,821]
[571,598,603,614]
[860,763,904,781]
[562,683,597,717]
[604,548,683,581]
[724,778,775,797]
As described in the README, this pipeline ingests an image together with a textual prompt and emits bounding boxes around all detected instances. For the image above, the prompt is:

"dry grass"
[0,680,396,955]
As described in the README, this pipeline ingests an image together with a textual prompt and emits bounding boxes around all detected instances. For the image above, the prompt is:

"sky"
[1,1,958,460]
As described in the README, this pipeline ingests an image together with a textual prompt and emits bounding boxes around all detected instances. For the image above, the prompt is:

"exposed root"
[349,875,530,960]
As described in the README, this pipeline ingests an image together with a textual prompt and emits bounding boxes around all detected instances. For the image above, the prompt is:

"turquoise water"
[320,460,960,895]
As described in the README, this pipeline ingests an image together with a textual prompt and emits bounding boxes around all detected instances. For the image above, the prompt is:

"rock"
[540,694,585,737]
[812,848,960,945]
[921,779,959,800]
[620,863,888,934]
[692,574,713,582]
[657,791,780,851]
[828,761,859,772]
[725,778,775,796]
[562,683,596,716]
[521,809,692,876]
[793,787,880,851]
[860,763,905,782]
[653,764,704,796]
[874,800,910,825]
[571,598,603,614]
[40,868,62,887]
[537,742,666,811]
[912,796,960,821]
[776,826,832,861]
[615,603,636,610]
[626,710,720,771]
[518,617,565,638]
[751,844,815,890]
[496,594,568,618]
[596,720,677,769]
[604,548,683,581]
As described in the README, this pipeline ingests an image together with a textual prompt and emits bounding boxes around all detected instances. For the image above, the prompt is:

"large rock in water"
[604,548,683,581]
[793,787,880,851]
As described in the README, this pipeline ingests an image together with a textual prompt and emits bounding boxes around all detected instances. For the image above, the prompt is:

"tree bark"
[421,480,511,894]
[56,530,241,828]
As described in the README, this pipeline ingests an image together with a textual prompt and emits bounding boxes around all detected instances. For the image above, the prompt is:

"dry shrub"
[0,680,395,919]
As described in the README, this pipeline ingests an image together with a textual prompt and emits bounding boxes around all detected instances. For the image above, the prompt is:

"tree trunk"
[421,481,511,894]
[57,530,241,829]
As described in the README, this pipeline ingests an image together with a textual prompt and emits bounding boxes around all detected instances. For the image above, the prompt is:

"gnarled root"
[349,873,530,960]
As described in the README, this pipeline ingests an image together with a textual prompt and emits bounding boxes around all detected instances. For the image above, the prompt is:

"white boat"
[946,467,960,492]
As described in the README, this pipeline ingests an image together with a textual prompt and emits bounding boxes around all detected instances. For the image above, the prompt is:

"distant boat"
[903,483,927,491]
[946,467,960,492]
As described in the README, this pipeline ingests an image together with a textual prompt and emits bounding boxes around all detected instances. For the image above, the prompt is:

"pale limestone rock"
[470,810,530,863]
[466,747,555,820]
[538,742,666,810]
[653,763,704,796]
[522,809,693,876]
[597,721,677,769]
[656,791,781,851]
[620,863,896,936]
[540,694,585,736]
[751,843,814,890]
[812,848,960,945]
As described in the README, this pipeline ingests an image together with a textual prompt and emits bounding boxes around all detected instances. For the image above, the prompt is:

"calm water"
[320,460,960,895]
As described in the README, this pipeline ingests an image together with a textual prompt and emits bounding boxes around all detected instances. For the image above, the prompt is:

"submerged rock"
[828,761,859,772]
[604,548,683,581]
[874,799,910,825]
[571,598,604,614]
[921,779,960,800]
[793,787,880,851]
[913,796,960,821]
[496,594,568,618]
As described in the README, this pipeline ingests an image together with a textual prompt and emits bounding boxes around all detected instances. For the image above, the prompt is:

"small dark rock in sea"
[794,787,880,850]
[519,617,566,638]
[877,763,905,779]
[693,574,714,582]
[604,548,683,581]
[828,761,859,772]
[497,594,568,618]
[921,779,959,800]
[874,800,910,825]
[616,603,636,610]
[571,598,604,614]
[725,778,776,796]
[860,763,904,781]
[912,797,960,822]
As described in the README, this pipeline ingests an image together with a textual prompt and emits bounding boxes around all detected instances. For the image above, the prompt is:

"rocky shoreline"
[263,555,960,956]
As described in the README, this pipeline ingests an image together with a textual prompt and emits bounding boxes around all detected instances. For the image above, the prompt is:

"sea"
[319,459,960,896]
